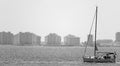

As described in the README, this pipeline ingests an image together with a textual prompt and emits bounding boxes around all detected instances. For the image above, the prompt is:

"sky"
[0,0,120,42]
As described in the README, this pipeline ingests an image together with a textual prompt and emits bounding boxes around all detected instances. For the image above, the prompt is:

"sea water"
[0,45,120,66]
[1,61,120,66]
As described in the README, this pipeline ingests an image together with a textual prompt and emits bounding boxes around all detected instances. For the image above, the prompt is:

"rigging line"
[83,9,96,56]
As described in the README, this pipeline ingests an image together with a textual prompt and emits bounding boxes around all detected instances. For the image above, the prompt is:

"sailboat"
[82,6,117,63]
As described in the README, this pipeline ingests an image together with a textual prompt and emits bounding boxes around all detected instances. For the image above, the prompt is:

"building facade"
[97,39,113,44]
[96,39,113,47]
[115,32,120,43]
[0,32,14,45]
[45,33,61,46]
[64,34,80,46]
[14,32,41,46]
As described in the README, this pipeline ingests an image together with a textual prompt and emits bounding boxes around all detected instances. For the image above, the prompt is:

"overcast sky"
[0,0,120,42]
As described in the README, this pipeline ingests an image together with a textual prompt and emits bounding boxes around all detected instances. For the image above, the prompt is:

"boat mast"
[94,6,98,57]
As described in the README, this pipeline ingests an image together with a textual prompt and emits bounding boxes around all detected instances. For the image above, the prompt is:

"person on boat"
[106,54,111,59]
[103,53,112,59]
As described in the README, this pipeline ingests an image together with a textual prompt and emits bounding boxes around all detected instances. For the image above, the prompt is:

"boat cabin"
[96,52,116,60]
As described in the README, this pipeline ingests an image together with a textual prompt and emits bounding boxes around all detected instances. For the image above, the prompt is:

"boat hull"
[83,57,115,63]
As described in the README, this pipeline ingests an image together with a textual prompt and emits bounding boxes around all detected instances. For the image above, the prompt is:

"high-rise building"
[115,32,120,42]
[64,34,80,46]
[87,34,94,46]
[14,32,41,46]
[0,32,14,45]
[45,33,61,46]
